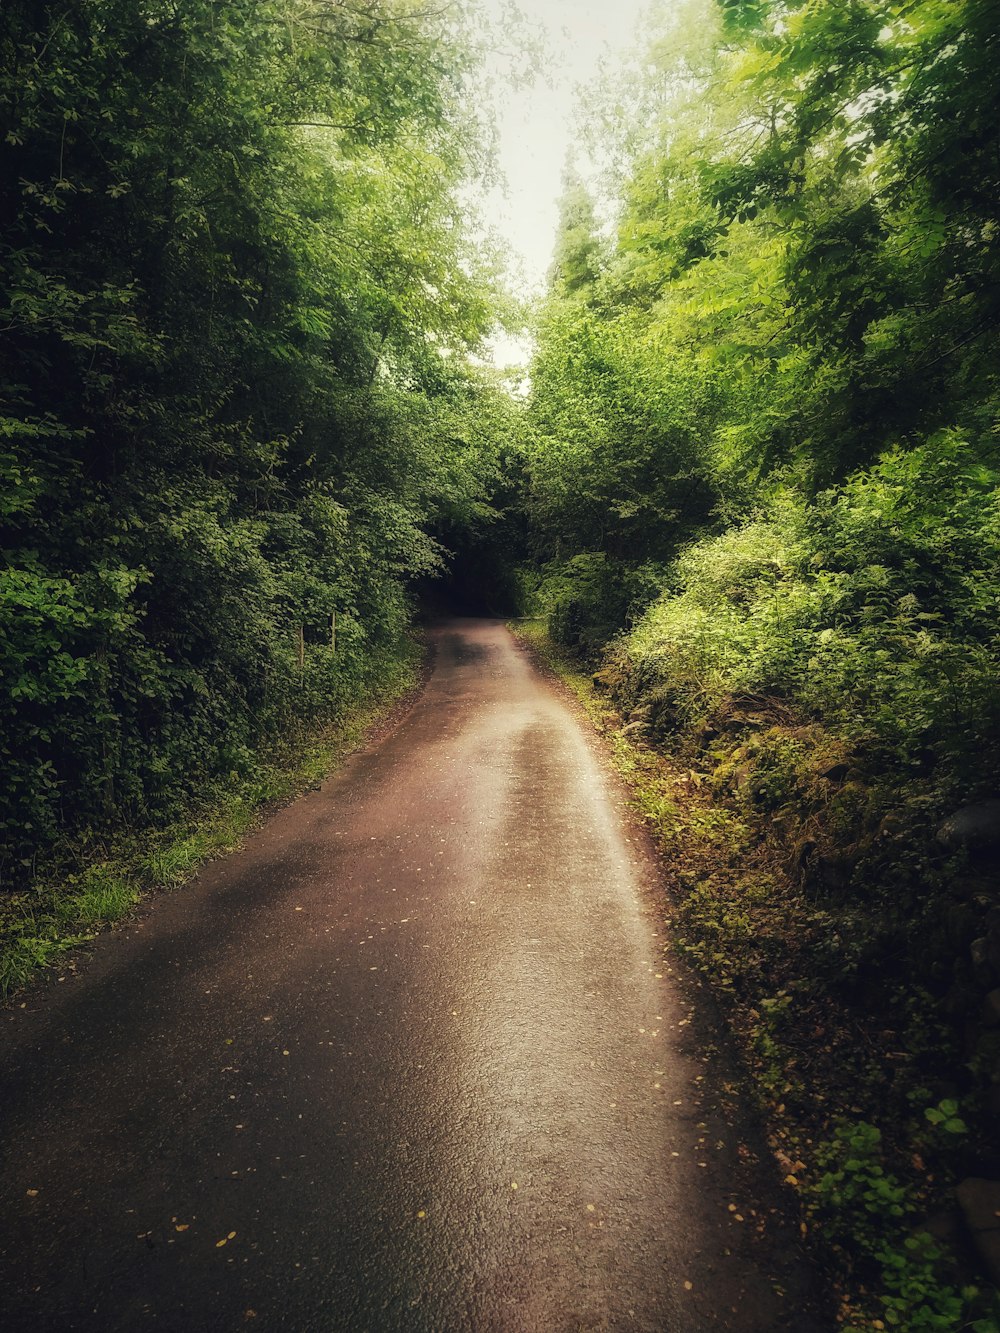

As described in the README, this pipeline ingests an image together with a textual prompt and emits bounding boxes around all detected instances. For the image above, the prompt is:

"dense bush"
[535,554,668,657]
[534,425,1000,802]
[620,432,1000,791]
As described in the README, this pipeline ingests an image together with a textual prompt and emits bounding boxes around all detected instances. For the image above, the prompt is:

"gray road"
[1,619,829,1331]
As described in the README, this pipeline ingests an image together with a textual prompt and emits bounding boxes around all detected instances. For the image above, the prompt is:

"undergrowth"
[513,619,1000,1333]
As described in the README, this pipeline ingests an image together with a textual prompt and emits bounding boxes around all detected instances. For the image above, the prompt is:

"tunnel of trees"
[3,0,1000,1326]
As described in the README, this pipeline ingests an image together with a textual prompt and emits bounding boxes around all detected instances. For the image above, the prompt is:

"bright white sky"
[476,0,652,366]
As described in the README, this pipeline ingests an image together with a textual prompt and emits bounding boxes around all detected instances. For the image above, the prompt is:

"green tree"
[0,0,517,883]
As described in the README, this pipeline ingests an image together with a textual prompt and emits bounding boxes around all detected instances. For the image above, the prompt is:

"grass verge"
[512,618,1000,1333]
[0,637,423,1000]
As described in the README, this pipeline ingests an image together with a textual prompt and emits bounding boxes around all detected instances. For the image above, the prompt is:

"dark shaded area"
[417,508,531,618]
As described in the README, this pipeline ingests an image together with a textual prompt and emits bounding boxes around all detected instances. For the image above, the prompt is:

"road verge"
[511,618,1000,1333]
[1,636,428,1001]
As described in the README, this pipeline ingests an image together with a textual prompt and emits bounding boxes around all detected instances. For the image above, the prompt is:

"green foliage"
[533,554,668,657]
[814,1122,909,1251]
[0,0,517,887]
[923,1099,968,1137]
[812,1122,995,1332]
[548,172,605,298]
[617,433,1000,791]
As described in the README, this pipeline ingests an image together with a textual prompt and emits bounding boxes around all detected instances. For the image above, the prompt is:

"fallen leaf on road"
[26,1189,38,1197]
[175,1224,189,1232]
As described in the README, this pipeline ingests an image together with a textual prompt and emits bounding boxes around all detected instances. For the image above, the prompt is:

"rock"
[971,938,997,988]
[620,720,648,738]
[937,799,1000,855]
[956,1178,1000,1286]
[946,903,978,948]
[819,762,850,783]
[982,989,1000,1028]
[956,1178,1000,1232]
[949,875,1000,904]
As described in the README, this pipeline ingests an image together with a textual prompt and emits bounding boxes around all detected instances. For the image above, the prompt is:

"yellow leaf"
[175,1224,189,1232]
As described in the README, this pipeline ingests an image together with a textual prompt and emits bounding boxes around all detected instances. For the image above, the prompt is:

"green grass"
[0,639,422,1000]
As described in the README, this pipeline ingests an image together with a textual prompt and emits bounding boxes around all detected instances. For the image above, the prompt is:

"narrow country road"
[1,620,828,1331]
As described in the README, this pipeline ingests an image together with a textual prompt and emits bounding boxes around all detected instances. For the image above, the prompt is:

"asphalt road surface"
[1,619,830,1331]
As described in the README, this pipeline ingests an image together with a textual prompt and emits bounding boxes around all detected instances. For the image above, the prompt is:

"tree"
[0,0,517,883]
